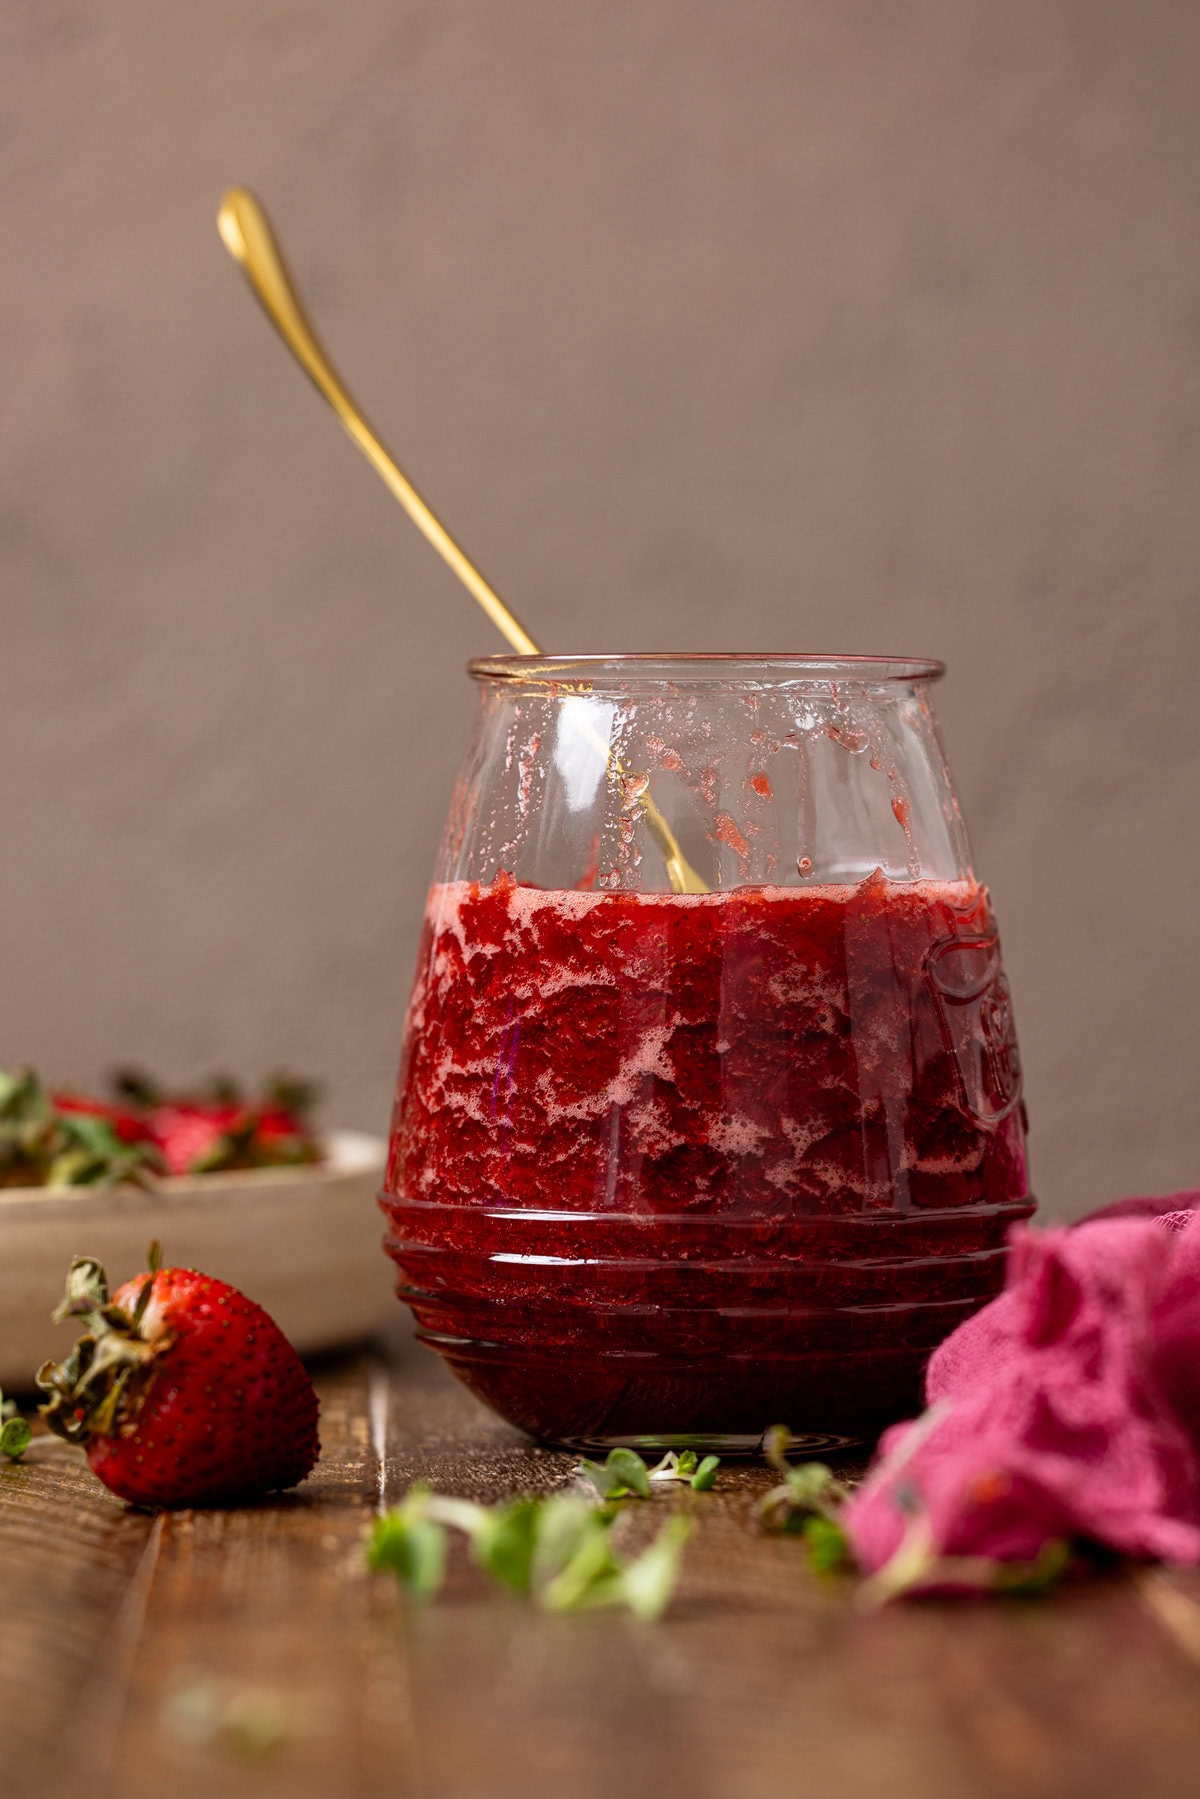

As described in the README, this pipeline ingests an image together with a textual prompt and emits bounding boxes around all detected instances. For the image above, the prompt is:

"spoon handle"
[217,188,707,895]
[217,187,541,657]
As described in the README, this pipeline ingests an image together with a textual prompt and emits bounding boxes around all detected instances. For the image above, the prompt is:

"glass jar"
[381,655,1031,1450]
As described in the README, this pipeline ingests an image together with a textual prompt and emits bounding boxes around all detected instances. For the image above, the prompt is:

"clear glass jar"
[381,655,1031,1450]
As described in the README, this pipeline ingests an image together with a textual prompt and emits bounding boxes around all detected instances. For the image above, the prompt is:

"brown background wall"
[4,1,1200,1219]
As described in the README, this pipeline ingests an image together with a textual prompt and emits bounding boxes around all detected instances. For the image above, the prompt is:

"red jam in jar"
[381,866,1030,1449]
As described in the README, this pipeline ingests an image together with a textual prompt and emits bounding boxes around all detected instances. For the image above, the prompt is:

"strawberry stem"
[38,1255,163,1447]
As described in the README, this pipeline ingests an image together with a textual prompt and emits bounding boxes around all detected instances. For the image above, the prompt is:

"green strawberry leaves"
[0,1068,161,1190]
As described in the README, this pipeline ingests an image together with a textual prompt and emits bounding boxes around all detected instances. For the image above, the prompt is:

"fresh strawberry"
[0,1069,161,1189]
[252,1103,317,1161]
[113,1069,322,1176]
[51,1091,153,1147]
[37,1246,320,1508]
[147,1102,247,1175]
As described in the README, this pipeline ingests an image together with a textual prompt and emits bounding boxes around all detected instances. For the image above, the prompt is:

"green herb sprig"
[577,1446,721,1501]
[367,1484,692,1620]
[757,1420,1074,1603]
[853,1481,1073,1609]
[577,1448,651,1500]
[649,1449,721,1493]
[756,1424,852,1571]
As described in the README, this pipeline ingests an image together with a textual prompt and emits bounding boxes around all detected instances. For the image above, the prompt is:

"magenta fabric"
[843,1201,1200,1578]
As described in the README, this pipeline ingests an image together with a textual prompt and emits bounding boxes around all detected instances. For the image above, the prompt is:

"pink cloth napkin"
[843,1192,1200,1580]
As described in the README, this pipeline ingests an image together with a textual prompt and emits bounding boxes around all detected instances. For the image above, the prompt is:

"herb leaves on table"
[367,1445,721,1618]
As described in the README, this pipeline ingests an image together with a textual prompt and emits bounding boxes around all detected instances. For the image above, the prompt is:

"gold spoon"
[216,187,706,895]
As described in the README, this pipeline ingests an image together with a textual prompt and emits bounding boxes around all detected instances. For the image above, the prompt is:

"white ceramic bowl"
[0,1130,393,1393]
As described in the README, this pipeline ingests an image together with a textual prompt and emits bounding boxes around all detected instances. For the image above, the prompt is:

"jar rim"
[469,651,946,687]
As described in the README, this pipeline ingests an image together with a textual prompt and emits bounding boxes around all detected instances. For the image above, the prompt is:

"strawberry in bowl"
[3,1067,323,1189]
[0,1067,391,1394]
[106,1071,322,1178]
[1,1070,160,1190]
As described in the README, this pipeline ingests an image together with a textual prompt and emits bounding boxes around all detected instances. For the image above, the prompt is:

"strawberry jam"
[381,871,1031,1448]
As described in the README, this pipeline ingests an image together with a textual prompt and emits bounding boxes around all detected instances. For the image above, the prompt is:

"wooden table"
[6,1328,1200,1799]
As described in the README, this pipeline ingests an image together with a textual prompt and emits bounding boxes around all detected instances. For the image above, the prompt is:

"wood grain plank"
[0,1431,157,1799]
[94,1354,418,1799]
[378,1346,1200,1799]
[6,1338,1200,1799]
